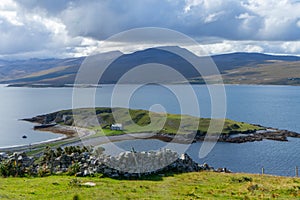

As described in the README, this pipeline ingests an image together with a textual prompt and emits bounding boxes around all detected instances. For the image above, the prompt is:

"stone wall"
[0,148,229,178]
[102,149,179,174]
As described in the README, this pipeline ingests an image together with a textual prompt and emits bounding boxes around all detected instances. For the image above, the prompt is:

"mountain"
[211,52,300,85]
[0,57,84,84]
[1,47,300,86]
[212,52,300,71]
[98,46,202,84]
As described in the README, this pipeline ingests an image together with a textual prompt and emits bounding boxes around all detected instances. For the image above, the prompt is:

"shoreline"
[0,125,96,153]
[0,135,67,150]
[52,126,300,145]
[2,107,300,153]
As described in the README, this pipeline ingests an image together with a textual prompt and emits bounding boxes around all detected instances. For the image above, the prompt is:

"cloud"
[0,1,49,55]
[14,0,73,15]
[242,0,300,40]
[0,0,86,58]
[0,0,300,58]
[59,0,185,40]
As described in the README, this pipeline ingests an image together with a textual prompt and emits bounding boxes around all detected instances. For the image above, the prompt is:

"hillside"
[220,60,300,85]
[0,57,84,84]
[212,52,300,71]
[1,47,300,86]
[0,172,299,199]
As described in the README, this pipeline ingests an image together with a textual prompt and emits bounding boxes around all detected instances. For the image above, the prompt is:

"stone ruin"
[102,149,179,174]
[0,148,230,178]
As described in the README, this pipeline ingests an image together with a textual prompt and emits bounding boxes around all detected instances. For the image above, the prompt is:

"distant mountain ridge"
[213,52,300,71]
[1,46,300,85]
[0,57,84,83]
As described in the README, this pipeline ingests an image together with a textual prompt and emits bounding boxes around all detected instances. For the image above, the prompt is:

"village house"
[111,123,123,131]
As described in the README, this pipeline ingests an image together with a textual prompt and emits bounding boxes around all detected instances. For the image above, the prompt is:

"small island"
[23,107,300,145]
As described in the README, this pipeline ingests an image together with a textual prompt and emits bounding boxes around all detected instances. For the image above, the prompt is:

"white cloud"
[204,12,224,23]
[281,41,300,54]
[198,40,264,55]
[0,0,87,58]
[242,0,300,40]
[0,0,22,26]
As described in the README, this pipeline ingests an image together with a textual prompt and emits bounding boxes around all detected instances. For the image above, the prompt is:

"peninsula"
[23,107,300,145]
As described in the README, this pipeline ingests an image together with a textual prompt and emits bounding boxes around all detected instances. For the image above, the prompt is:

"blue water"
[0,85,73,147]
[101,138,300,176]
[0,84,300,176]
[95,84,300,133]
[129,84,300,133]
[225,85,300,133]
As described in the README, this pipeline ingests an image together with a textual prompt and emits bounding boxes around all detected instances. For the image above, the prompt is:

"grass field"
[0,172,299,199]
[65,107,264,136]
[14,107,264,157]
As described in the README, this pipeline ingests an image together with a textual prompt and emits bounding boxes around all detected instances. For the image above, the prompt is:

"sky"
[1,0,300,59]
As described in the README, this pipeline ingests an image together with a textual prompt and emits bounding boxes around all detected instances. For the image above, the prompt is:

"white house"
[111,123,123,131]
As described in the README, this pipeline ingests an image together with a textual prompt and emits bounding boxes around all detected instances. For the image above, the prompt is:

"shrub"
[231,176,253,183]
[73,194,80,200]
[69,178,82,187]
[0,163,9,177]
[68,162,81,176]
[38,165,50,177]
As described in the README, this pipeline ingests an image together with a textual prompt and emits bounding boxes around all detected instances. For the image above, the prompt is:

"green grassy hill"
[0,172,299,199]
[35,107,264,136]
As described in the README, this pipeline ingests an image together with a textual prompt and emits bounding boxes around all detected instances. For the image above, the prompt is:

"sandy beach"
[0,125,96,153]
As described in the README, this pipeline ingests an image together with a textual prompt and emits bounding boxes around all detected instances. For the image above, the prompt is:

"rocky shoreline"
[146,128,300,144]
[218,129,300,143]
[24,123,300,147]
[31,123,300,144]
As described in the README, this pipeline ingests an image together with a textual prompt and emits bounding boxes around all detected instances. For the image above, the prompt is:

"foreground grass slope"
[0,172,299,199]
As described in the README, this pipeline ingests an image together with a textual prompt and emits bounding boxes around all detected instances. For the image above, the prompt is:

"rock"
[216,167,231,173]
[104,168,113,174]
[83,169,94,177]
[110,173,120,178]
[0,147,228,179]
[0,152,8,160]
[75,172,83,177]
[81,182,96,187]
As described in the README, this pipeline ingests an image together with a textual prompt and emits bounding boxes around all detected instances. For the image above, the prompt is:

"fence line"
[260,166,299,177]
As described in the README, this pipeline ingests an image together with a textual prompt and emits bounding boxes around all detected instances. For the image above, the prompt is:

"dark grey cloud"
[14,0,74,15]
[1,0,300,58]
[56,0,300,41]
[11,0,300,41]
[59,0,185,40]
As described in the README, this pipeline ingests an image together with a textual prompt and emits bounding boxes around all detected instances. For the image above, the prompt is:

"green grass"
[16,107,264,156]
[0,172,299,199]
[62,107,264,137]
